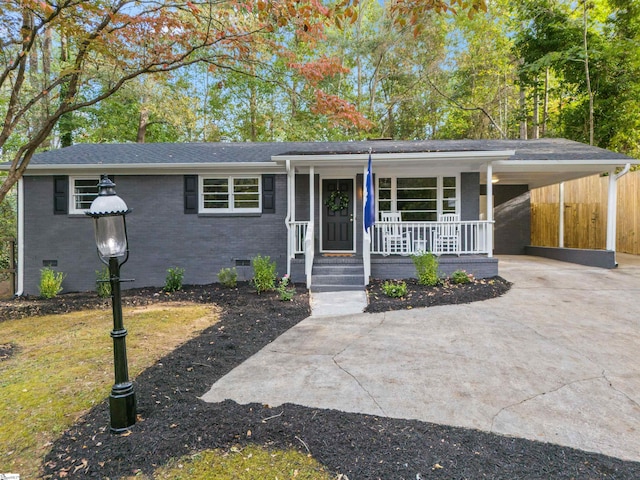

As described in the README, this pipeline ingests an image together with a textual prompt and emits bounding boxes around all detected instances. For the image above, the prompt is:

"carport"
[481,139,638,267]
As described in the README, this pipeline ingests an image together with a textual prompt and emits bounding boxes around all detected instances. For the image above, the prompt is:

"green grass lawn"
[0,304,334,479]
[0,304,216,478]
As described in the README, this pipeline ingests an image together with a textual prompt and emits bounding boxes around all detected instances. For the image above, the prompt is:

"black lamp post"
[87,175,136,433]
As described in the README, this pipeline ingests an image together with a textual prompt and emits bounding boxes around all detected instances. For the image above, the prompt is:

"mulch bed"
[365,276,512,312]
[3,280,638,478]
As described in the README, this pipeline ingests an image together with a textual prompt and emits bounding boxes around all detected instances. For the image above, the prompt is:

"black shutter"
[184,175,198,214]
[53,176,68,214]
[262,174,275,214]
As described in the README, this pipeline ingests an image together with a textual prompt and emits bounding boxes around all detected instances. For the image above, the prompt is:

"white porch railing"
[291,221,309,254]
[290,221,314,288]
[369,220,493,256]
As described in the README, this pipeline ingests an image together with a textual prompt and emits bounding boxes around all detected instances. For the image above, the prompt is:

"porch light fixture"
[87,174,136,433]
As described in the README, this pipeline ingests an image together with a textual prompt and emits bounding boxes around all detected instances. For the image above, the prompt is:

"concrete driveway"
[202,254,640,461]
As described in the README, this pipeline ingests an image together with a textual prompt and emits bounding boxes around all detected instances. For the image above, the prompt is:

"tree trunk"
[542,67,549,137]
[519,84,528,140]
[532,77,539,139]
[249,83,258,142]
[59,34,73,147]
[136,107,149,143]
[583,0,594,145]
[41,28,53,149]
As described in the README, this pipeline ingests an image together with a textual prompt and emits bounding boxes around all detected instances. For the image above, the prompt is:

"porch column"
[309,166,314,228]
[559,182,565,248]
[286,160,295,276]
[16,178,24,296]
[606,164,631,254]
[363,163,371,285]
[486,163,494,257]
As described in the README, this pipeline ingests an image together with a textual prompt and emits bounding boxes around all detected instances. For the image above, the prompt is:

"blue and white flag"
[363,153,375,233]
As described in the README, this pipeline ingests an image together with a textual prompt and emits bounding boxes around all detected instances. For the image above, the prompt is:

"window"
[200,176,261,213]
[69,176,99,214]
[377,176,458,221]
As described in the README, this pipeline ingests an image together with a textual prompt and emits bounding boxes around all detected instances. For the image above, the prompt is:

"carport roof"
[13,138,638,188]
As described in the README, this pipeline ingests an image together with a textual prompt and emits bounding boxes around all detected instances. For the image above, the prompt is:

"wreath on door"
[325,190,350,212]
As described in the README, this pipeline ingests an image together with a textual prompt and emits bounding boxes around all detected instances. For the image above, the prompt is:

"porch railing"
[290,221,314,287]
[370,220,493,256]
[291,221,309,255]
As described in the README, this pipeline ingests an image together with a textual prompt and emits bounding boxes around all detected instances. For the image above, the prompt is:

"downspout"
[285,160,292,277]
[606,163,631,264]
[486,163,494,258]
[15,178,24,296]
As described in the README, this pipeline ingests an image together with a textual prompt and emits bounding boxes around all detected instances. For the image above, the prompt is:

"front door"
[322,178,354,251]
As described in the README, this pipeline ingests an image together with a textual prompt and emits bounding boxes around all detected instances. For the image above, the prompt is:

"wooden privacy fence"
[530,170,640,254]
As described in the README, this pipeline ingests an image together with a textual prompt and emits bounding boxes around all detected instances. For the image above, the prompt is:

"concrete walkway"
[202,254,640,462]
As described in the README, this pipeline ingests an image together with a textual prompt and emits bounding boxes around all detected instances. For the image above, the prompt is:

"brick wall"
[23,175,289,295]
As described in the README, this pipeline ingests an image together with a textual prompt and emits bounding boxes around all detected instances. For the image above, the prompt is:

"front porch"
[279,151,501,290]
[289,219,496,290]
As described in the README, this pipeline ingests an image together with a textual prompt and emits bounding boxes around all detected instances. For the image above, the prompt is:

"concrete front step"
[311,284,365,293]
[311,260,365,292]
[312,274,364,286]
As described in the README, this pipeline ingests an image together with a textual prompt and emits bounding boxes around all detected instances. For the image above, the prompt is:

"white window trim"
[199,175,262,213]
[376,174,459,219]
[69,176,100,214]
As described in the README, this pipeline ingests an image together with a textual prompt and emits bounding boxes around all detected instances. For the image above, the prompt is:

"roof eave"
[12,162,284,175]
[273,150,516,165]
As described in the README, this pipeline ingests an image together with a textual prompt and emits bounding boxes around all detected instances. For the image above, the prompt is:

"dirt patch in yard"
[3,280,638,478]
[0,342,15,362]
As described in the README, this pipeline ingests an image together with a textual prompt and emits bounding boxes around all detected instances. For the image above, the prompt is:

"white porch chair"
[433,213,460,255]
[381,211,411,255]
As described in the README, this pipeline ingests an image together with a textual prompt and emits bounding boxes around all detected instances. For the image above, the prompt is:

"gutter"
[1,162,285,176]
[615,163,632,180]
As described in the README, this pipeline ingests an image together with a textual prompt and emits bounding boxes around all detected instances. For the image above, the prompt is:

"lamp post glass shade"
[94,215,127,258]
[87,175,130,259]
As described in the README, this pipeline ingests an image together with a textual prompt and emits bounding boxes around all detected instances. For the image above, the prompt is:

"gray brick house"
[6,138,637,295]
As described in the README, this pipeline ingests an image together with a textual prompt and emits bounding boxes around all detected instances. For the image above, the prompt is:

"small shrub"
[164,266,185,292]
[451,269,473,284]
[217,267,238,288]
[382,280,407,298]
[252,255,276,293]
[95,266,111,298]
[39,267,65,299]
[411,251,441,286]
[277,274,295,301]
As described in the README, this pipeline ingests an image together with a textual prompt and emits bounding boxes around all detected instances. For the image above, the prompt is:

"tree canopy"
[3,0,640,206]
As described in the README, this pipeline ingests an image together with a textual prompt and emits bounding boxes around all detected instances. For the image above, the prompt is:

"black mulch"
[0,342,15,361]
[364,277,512,313]
[3,280,636,478]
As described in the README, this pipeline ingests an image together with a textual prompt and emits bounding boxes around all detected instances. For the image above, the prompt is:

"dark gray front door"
[322,178,354,251]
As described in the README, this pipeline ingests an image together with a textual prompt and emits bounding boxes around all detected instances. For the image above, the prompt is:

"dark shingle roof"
[24,138,635,166]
